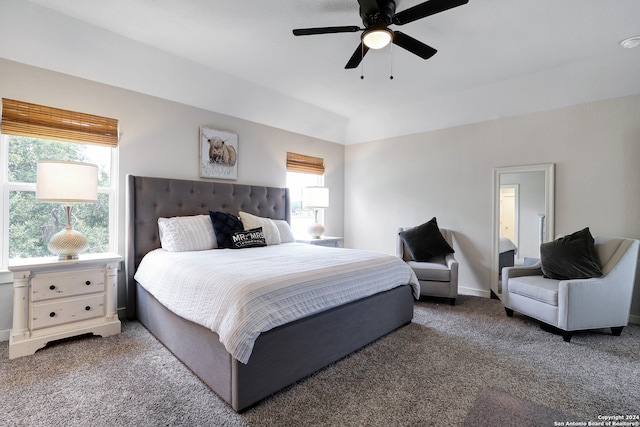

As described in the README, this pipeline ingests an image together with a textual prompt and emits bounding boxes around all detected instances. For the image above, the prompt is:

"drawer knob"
[85,306,91,311]
[85,281,91,286]
[49,285,56,290]
[49,312,56,317]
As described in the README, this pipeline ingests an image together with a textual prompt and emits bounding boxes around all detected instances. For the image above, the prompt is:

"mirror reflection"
[491,164,555,299]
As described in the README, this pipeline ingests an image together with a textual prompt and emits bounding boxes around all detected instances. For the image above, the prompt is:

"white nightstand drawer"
[31,269,105,302]
[31,294,105,330]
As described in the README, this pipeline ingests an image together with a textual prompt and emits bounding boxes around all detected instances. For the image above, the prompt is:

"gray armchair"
[397,227,459,305]
[502,235,639,342]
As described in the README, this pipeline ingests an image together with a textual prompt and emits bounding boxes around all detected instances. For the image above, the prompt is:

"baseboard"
[459,286,491,298]
[3,302,637,339]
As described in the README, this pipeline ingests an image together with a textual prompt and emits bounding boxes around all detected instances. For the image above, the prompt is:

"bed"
[499,237,517,274]
[125,175,418,412]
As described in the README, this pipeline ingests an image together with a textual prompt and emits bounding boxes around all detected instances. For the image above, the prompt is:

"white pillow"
[273,220,295,243]
[239,211,281,245]
[158,214,217,252]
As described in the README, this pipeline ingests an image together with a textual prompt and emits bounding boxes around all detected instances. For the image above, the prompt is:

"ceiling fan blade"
[393,0,468,26]
[345,43,370,69]
[293,26,361,36]
[392,31,437,59]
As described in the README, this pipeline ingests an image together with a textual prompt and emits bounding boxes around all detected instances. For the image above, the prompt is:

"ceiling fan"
[292,0,468,69]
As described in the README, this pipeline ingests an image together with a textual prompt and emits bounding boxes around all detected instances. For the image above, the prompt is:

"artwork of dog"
[208,137,237,167]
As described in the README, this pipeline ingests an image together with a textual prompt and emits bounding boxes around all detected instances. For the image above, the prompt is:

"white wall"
[345,93,640,322]
[2,58,640,341]
[0,58,345,338]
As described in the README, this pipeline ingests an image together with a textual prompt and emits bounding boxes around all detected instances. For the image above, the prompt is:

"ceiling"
[8,0,640,144]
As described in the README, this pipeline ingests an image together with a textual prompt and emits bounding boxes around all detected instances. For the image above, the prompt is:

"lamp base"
[48,227,89,260]
[307,222,325,239]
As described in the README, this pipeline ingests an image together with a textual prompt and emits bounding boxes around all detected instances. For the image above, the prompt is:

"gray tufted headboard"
[125,174,290,319]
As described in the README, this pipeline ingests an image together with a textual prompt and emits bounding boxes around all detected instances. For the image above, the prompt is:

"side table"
[296,236,344,248]
[8,253,122,359]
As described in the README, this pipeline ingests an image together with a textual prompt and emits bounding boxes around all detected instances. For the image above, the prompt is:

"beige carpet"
[1,295,639,426]
[463,387,584,426]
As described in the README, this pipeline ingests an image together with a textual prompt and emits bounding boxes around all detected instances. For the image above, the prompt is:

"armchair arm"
[502,263,542,280]
[446,253,459,290]
[558,250,637,330]
[396,227,407,260]
[444,253,458,269]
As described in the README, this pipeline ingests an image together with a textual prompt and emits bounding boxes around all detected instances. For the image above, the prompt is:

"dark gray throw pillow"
[209,211,243,249]
[399,217,454,261]
[231,227,267,249]
[540,227,602,280]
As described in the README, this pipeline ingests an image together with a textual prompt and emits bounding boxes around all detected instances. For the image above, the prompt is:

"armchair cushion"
[540,227,603,280]
[399,217,454,262]
[508,275,560,306]
[407,258,451,282]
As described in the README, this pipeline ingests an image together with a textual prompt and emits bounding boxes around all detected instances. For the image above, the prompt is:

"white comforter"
[134,243,419,363]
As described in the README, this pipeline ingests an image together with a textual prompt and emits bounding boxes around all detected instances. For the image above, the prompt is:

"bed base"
[136,282,413,412]
[126,175,415,412]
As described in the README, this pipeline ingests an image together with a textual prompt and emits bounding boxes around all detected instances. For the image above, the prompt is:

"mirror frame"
[490,163,555,299]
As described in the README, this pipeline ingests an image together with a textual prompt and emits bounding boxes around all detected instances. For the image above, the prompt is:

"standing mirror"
[490,163,555,299]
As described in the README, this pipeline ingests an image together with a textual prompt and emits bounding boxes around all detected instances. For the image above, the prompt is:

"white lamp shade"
[302,186,329,209]
[36,160,98,203]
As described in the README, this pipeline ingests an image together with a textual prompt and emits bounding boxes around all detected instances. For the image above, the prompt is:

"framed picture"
[200,127,238,180]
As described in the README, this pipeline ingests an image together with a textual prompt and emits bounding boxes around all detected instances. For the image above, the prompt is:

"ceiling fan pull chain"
[390,43,394,80]
[360,43,365,79]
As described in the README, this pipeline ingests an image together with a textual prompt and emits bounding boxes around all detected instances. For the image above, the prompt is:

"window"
[286,171,323,237]
[286,152,325,238]
[1,99,118,267]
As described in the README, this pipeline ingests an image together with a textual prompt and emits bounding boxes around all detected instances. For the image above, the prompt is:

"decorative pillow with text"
[231,227,267,249]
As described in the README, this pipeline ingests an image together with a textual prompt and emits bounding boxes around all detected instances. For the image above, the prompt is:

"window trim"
[0,134,118,268]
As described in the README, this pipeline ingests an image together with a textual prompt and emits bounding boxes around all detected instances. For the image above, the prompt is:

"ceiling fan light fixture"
[362,28,393,49]
[620,36,640,49]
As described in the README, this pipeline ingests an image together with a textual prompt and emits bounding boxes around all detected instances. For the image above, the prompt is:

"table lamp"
[36,160,98,260]
[302,186,329,239]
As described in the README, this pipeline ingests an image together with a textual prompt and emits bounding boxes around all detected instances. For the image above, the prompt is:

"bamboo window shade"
[286,152,325,175]
[1,98,119,147]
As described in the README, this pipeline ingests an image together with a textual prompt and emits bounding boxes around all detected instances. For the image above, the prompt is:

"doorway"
[499,184,519,249]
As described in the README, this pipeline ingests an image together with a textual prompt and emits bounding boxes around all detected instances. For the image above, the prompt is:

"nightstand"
[296,236,344,248]
[8,253,122,359]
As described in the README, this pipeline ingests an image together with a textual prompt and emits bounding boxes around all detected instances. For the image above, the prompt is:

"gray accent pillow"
[540,227,602,280]
[399,217,454,261]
